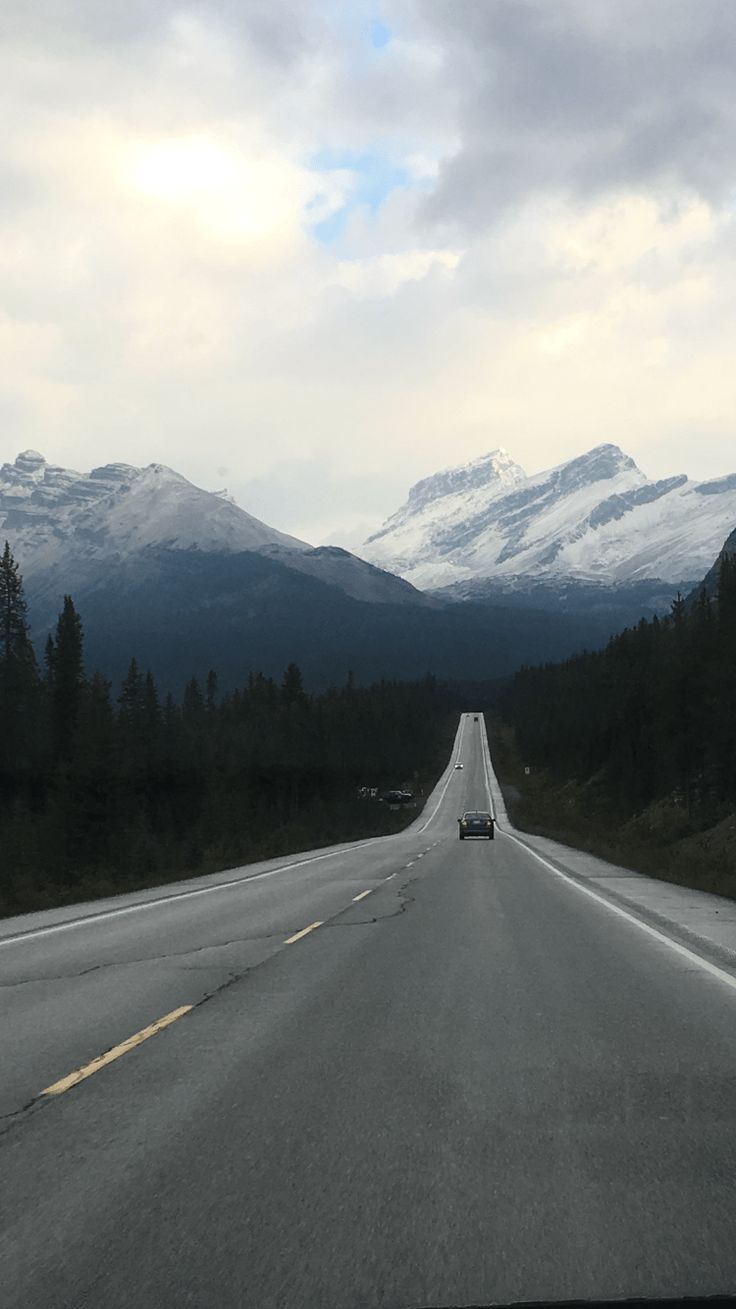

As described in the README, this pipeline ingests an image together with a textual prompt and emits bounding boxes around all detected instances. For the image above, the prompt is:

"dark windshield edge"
[409,1296,736,1309]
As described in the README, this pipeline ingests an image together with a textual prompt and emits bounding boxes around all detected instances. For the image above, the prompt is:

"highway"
[2,714,736,1307]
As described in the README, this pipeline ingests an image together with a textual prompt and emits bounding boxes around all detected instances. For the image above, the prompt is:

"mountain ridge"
[0,449,427,612]
[360,442,736,596]
[0,447,627,691]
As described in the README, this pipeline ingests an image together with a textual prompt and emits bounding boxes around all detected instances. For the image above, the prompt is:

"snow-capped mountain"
[0,450,614,690]
[361,443,736,596]
[0,450,424,608]
[0,449,305,574]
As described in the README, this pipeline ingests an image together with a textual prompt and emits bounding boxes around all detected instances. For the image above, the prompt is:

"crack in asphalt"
[0,930,286,989]
[0,876,419,1139]
[323,894,416,928]
[0,872,421,989]
[0,962,257,1142]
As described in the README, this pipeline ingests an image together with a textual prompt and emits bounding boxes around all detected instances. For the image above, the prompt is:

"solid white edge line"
[479,714,736,998]
[1,713,469,950]
[417,713,466,834]
[0,837,385,949]
[505,828,736,995]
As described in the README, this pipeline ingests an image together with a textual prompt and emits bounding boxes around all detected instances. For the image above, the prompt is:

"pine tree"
[118,658,145,725]
[50,596,85,758]
[183,676,204,721]
[718,553,736,635]
[281,662,306,707]
[143,670,161,771]
[206,669,218,714]
[670,592,686,626]
[0,543,39,779]
[117,658,147,774]
[0,542,35,668]
[144,671,160,721]
[44,634,55,687]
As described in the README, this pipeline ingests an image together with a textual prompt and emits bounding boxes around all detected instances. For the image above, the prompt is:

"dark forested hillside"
[26,545,618,692]
[0,545,455,917]
[498,553,736,895]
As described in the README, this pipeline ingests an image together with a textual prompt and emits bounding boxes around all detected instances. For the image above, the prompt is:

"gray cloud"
[0,1,315,53]
[412,0,736,229]
[0,0,735,544]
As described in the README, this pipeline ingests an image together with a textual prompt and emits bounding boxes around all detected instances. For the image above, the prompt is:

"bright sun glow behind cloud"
[122,135,329,245]
[128,138,241,202]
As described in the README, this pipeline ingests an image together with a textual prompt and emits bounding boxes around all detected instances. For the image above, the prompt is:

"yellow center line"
[352,889,372,902]
[42,1005,193,1097]
[284,920,323,944]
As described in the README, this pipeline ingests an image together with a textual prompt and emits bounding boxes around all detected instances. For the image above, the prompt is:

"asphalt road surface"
[2,714,736,1307]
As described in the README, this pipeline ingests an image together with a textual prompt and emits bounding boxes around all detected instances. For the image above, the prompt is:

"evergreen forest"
[499,555,736,893]
[0,544,454,916]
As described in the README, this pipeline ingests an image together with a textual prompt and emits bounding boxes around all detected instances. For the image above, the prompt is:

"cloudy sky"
[1,0,735,543]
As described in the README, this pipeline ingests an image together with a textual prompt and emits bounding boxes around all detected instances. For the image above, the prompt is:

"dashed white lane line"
[1,839,387,950]
[352,890,372,902]
[8,716,467,954]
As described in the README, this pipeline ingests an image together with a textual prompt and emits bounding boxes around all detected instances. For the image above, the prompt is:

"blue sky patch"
[309,149,410,245]
[369,19,392,48]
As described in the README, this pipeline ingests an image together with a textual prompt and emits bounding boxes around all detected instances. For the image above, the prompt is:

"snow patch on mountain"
[360,443,736,591]
[0,451,428,611]
[0,450,307,581]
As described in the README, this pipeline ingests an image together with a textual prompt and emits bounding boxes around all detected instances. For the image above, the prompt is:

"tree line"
[0,543,453,916]
[501,554,736,838]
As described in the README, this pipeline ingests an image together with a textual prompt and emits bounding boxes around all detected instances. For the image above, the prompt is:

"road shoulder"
[483,719,736,974]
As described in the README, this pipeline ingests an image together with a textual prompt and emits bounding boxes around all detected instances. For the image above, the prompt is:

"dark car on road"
[458,810,494,840]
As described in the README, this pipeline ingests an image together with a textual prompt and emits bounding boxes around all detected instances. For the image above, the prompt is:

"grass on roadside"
[490,717,736,902]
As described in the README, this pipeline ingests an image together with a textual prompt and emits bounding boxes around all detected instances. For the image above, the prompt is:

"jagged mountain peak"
[404,447,525,513]
[360,442,736,593]
[366,446,526,549]
[406,447,526,509]
[2,449,53,483]
[0,449,305,558]
[0,448,430,618]
[547,442,640,483]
